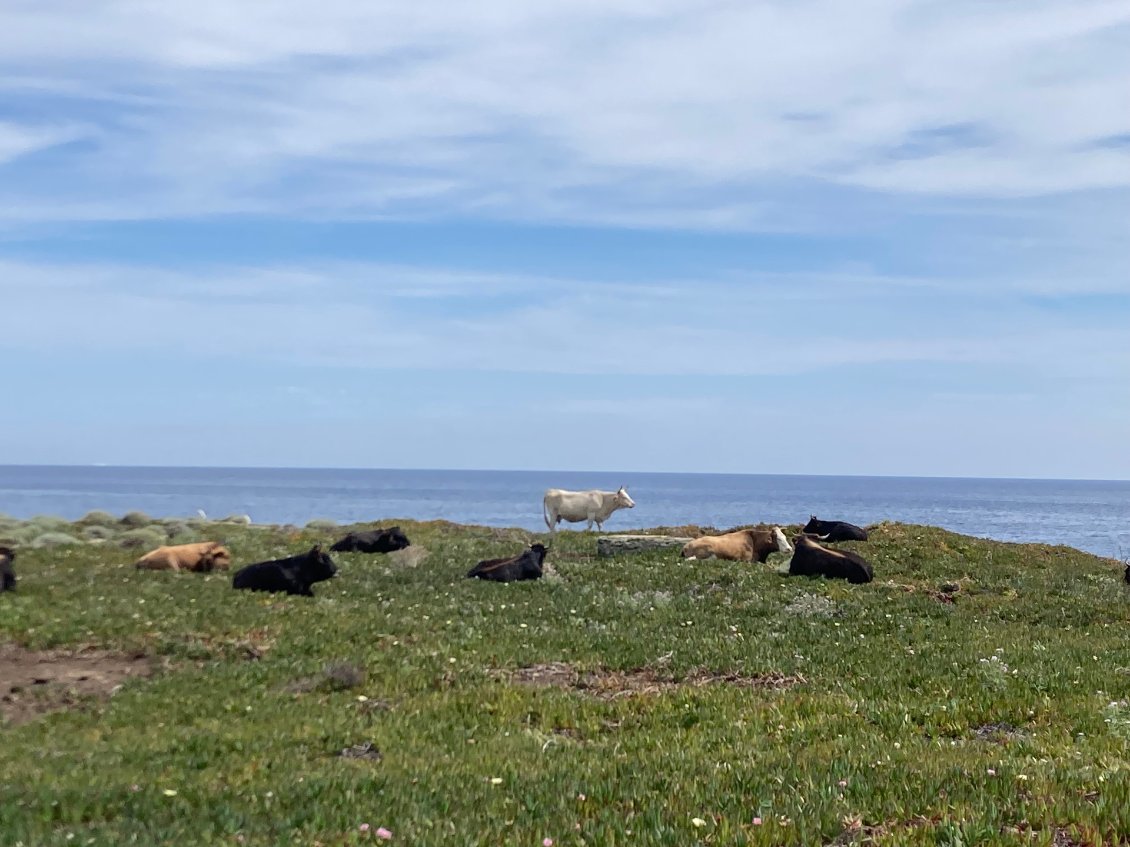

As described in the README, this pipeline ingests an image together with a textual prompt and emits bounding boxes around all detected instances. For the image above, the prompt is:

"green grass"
[2,519,1130,846]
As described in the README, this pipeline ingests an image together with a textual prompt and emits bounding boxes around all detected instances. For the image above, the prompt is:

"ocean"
[0,465,1127,560]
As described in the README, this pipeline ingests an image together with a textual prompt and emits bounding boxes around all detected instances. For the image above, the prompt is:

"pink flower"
[376,828,392,841]
[359,824,371,833]
[752,817,763,826]
[543,839,554,846]
[987,768,996,776]
[576,793,586,801]
[838,780,848,787]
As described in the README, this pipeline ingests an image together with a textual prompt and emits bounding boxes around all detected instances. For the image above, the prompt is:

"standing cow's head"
[615,486,635,509]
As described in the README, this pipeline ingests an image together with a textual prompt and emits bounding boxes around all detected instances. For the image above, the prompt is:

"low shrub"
[30,532,84,548]
[117,527,168,550]
[81,525,116,542]
[119,511,152,528]
[162,521,193,540]
[78,510,117,527]
[305,519,338,530]
[27,516,71,534]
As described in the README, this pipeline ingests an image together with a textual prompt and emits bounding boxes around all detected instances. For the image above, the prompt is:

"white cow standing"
[543,486,635,533]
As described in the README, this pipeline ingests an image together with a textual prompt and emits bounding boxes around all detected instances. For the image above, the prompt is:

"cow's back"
[545,488,599,515]
[683,531,754,561]
[233,561,291,592]
[136,541,224,572]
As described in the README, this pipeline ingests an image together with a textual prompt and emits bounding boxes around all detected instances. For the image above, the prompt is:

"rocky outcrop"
[596,535,692,557]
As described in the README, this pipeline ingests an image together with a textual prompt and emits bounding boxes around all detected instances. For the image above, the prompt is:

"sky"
[1,1,1128,478]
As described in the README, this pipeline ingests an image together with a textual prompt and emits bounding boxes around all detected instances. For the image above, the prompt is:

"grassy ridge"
[2,518,1129,846]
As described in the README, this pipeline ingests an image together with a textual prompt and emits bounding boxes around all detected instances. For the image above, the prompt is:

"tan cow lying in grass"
[135,541,232,573]
[680,526,792,563]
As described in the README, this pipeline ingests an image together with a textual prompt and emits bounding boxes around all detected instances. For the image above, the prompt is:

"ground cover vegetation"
[1,513,1129,846]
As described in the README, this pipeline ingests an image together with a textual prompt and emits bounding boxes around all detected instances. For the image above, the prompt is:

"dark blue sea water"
[0,465,1127,560]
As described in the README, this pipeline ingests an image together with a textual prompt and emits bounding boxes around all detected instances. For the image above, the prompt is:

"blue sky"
[1,1,1128,478]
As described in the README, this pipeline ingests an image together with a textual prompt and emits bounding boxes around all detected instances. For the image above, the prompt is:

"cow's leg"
[585,517,594,531]
[595,519,603,531]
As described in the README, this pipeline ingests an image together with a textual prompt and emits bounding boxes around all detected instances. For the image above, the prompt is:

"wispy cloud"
[0,1,1127,225]
[2,258,1126,380]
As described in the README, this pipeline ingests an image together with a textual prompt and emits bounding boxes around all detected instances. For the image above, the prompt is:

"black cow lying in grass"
[466,543,548,583]
[232,545,338,596]
[788,535,873,584]
[330,527,410,554]
[803,515,869,542]
[0,546,15,593]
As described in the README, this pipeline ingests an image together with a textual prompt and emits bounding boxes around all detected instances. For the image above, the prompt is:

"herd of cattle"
[0,487,892,596]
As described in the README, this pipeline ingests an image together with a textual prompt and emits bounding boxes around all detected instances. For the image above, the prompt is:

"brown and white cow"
[135,541,232,573]
[681,526,792,563]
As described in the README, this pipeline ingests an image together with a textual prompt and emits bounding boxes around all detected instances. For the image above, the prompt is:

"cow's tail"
[542,496,553,531]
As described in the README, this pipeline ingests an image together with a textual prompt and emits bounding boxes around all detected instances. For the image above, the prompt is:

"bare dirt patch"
[337,741,382,762]
[1,642,154,727]
[972,721,1027,742]
[499,662,805,699]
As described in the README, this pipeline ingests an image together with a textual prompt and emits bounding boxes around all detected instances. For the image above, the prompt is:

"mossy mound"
[26,516,72,535]
[30,532,84,548]
[77,510,118,527]
[117,527,168,551]
[81,525,116,542]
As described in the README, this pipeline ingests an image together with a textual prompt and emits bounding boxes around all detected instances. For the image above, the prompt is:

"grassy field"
[2,514,1129,846]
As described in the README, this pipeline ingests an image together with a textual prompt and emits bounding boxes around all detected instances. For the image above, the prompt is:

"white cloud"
[0,0,1127,224]
[0,121,84,165]
[1,257,1126,379]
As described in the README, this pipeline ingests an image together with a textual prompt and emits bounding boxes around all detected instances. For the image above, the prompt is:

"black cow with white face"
[803,516,869,543]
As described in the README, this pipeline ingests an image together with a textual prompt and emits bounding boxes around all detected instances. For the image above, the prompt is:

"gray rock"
[596,535,692,557]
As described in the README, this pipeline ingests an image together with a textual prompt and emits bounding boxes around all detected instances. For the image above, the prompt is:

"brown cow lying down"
[787,535,873,584]
[135,542,232,572]
[681,526,792,563]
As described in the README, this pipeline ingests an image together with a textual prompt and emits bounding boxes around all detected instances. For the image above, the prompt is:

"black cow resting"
[0,546,15,593]
[330,527,410,554]
[788,535,873,584]
[466,543,548,583]
[803,515,869,542]
[232,545,338,596]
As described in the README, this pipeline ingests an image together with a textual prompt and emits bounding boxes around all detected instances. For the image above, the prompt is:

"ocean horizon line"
[1,463,1127,485]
